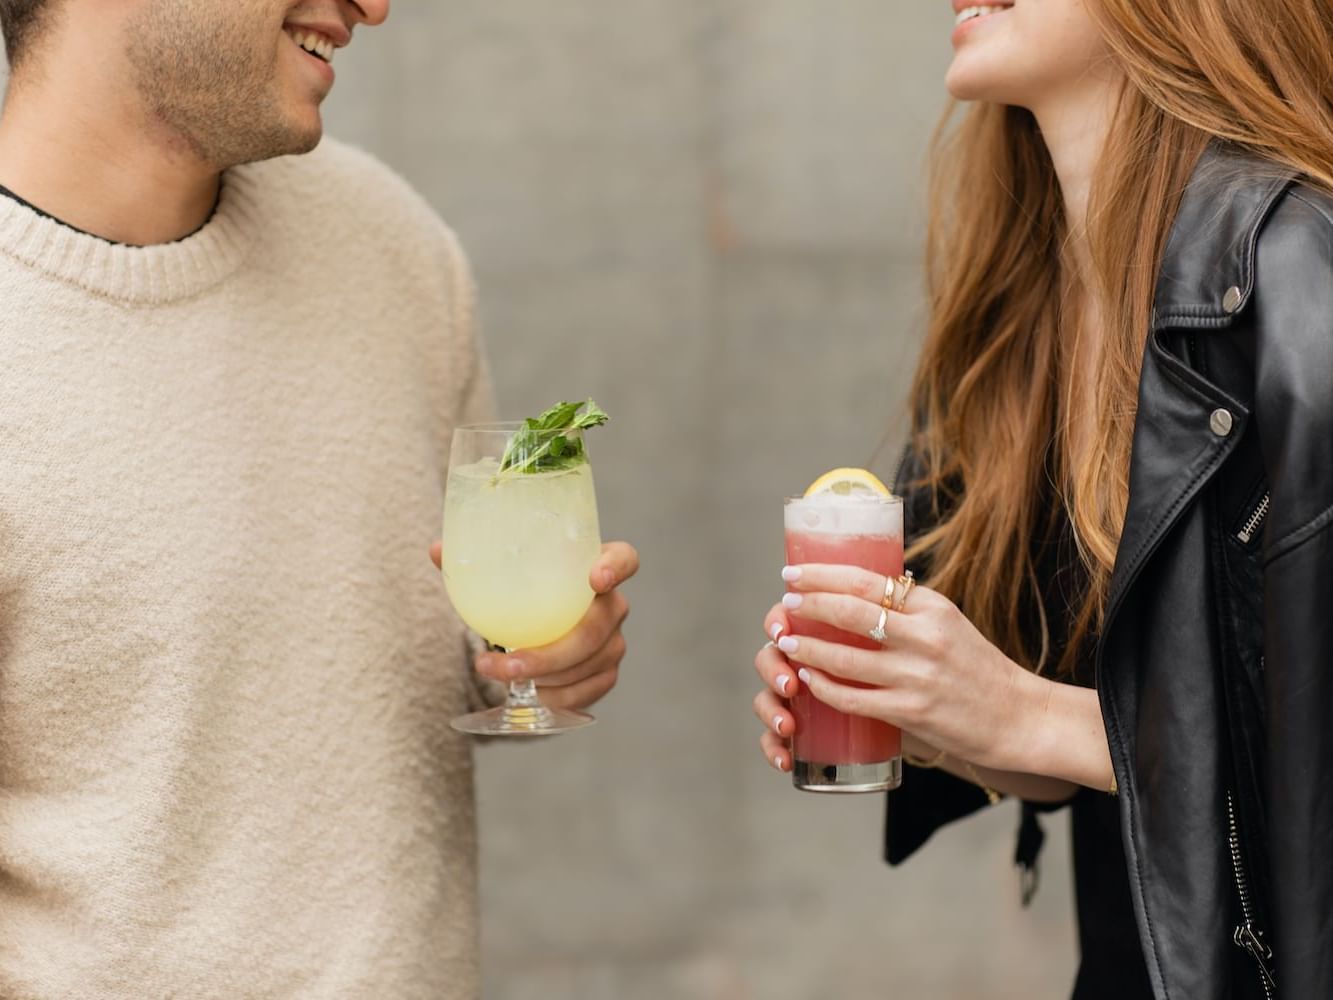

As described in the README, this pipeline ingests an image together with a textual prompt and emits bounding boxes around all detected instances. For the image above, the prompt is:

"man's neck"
[0,60,221,247]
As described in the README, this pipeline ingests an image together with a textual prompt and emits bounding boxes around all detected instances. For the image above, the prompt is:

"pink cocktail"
[784,494,903,793]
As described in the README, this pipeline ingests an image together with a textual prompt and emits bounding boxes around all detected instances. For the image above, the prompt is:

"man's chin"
[224,116,323,168]
[285,121,324,156]
[277,104,325,155]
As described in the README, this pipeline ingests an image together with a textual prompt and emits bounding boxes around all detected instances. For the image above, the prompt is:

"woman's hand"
[752,616,796,773]
[750,563,1113,794]
[763,563,1034,773]
[752,625,949,773]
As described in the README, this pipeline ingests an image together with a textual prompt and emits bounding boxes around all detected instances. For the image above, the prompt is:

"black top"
[885,508,1152,999]
[1043,517,1153,999]
[1067,790,1153,998]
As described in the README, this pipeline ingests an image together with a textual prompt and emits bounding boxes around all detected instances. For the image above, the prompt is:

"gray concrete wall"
[4,4,1080,997]
[323,5,1078,997]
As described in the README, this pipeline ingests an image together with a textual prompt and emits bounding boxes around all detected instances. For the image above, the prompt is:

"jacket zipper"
[1228,791,1277,998]
[1237,492,1271,544]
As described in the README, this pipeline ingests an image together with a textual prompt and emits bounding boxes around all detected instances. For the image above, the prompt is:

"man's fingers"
[539,663,620,711]
[534,631,627,688]
[499,590,628,679]
[591,541,640,594]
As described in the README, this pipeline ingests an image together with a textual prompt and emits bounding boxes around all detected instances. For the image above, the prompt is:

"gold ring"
[891,570,916,612]
[868,606,889,644]
[880,574,897,610]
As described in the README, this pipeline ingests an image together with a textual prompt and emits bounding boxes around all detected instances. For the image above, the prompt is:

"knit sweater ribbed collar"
[0,162,266,305]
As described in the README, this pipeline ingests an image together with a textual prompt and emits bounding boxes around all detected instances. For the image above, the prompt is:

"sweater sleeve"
[438,227,506,710]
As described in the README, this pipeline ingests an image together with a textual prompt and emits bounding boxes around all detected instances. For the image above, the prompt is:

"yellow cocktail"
[442,405,606,736]
[442,458,600,650]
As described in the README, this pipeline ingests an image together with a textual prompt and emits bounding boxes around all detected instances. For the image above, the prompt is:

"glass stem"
[496,649,543,710]
[507,678,542,708]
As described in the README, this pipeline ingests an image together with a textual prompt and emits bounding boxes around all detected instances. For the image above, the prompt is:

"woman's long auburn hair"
[908,0,1333,674]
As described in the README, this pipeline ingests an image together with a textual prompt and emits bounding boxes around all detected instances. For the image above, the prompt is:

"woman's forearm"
[1012,674,1116,793]
[903,732,1081,803]
[902,675,1115,803]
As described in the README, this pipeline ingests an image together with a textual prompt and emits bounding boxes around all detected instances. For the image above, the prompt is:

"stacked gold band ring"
[880,570,917,613]
[892,570,916,612]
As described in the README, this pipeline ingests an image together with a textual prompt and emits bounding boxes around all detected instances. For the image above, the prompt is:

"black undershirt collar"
[0,182,218,246]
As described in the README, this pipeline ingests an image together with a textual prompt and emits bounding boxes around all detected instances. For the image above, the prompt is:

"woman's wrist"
[1002,669,1113,791]
[965,661,1045,775]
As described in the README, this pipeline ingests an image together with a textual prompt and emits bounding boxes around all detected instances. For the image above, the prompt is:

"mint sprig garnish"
[497,399,609,476]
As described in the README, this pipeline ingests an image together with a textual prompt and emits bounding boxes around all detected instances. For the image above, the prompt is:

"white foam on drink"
[783,493,903,537]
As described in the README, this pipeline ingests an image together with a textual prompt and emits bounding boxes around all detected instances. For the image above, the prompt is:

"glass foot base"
[450,703,595,737]
[792,756,902,793]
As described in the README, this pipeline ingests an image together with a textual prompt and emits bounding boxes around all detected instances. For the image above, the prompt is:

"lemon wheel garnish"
[803,467,891,498]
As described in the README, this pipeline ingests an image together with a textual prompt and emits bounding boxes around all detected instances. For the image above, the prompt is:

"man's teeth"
[955,5,1009,26]
[288,30,334,63]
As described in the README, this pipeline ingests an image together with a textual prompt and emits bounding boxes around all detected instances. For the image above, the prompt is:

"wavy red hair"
[907,0,1333,673]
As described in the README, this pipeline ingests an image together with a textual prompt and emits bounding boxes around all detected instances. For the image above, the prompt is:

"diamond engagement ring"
[868,606,889,644]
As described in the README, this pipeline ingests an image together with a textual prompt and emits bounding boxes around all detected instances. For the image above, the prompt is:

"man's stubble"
[125,0,319,169]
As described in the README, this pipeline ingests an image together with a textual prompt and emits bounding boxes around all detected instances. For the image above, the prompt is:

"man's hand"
[429,540,638,710]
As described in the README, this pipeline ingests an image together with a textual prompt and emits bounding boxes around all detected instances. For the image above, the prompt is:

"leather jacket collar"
[1152,148,1297,330]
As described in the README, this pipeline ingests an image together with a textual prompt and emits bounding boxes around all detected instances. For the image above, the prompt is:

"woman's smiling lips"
[951,2,1015,46]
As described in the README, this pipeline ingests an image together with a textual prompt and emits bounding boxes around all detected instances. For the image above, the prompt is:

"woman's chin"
[944,65,1031,107]
[945,61,1000,104]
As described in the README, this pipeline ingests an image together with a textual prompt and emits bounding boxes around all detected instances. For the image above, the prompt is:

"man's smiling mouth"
[285,28,335,64]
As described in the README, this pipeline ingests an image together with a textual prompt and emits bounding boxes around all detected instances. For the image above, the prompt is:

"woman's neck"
[1030,76,1123,290]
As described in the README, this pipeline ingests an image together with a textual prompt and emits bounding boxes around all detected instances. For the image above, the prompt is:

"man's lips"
[283,20,351,65]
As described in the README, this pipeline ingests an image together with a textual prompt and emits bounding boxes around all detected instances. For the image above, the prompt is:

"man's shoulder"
[240,137,464,257]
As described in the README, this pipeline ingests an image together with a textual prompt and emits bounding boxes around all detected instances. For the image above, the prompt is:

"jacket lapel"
[1103,143,1295,626]
[1101,333,1248,628]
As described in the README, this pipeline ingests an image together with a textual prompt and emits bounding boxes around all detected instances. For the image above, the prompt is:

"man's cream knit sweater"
[0,139,497,998]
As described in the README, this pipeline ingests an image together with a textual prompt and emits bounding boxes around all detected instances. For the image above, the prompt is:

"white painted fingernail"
[781,566,802,582]
[772,715,784,733]
[798,668,811,684]
[770,622,784,641]
[776,674,790,695]
[773,755,785,771]
[777,636,799,655]
[782,592,804,610]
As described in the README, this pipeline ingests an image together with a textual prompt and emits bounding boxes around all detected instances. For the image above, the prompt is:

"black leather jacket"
[885,143,1333,1000]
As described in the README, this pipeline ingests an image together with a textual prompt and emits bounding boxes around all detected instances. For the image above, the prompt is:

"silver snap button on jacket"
[1223,286,1243,313]
[1210,408,1234,437]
